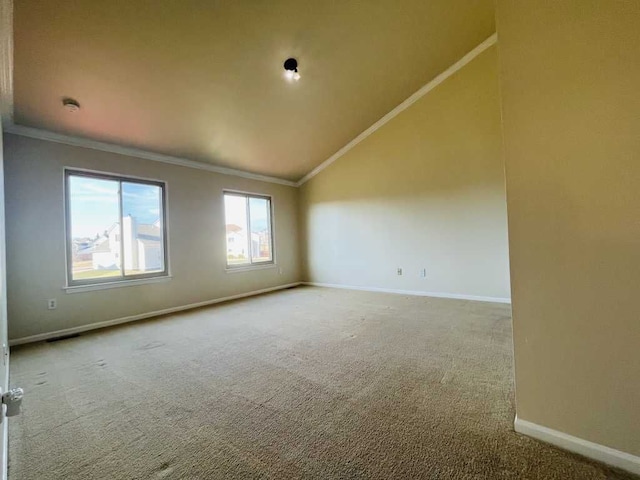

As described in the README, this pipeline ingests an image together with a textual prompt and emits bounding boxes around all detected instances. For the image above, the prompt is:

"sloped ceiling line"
[295,33,497,187]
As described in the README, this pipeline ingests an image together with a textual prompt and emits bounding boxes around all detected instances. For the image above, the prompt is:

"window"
[65,170,168,286]
[223,192,273,267]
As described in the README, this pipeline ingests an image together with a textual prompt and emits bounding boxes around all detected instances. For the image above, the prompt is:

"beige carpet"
[8,286,637,479]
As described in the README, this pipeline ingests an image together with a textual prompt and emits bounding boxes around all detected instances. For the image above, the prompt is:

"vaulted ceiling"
[13,0,495,181]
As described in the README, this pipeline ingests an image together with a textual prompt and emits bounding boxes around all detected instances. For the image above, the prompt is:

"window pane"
[68,175,121,281]
[249,197,272,263]
[224,194,250,265]
[122,182,165,275]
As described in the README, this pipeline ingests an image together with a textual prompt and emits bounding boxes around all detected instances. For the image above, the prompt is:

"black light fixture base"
[284,58,298,72]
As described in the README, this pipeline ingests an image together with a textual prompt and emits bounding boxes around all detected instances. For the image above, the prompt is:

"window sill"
[64,275,172,294]
[225,263,277,274]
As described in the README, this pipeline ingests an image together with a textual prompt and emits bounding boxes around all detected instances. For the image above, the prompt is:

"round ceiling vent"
[62,97,81,113]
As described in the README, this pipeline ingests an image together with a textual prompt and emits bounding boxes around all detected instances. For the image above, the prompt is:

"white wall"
[3,134,301,341]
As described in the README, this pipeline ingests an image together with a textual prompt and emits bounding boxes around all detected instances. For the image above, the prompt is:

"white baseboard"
[9,282,302,346]
[302,282,511,304]
[514,416,640,475]
[1,417,6,480]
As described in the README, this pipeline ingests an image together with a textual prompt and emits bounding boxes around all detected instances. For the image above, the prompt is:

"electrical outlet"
[47,299,57,310]
[397,267,403,276]
[420,268,427,278]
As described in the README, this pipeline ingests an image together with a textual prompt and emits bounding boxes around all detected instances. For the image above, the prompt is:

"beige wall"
[299,46,510,300]
[3,134,300,341]
[496,2,640,455]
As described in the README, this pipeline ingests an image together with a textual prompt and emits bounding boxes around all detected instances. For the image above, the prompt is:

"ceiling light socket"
[284,58,298,71]
[283,58,300,81]
[62,97,81,113]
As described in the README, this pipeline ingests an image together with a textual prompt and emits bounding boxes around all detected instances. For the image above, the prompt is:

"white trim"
[0,0,12,125]
[64,165,169,186]
[514,416,640,475]
[303,282,511,304]
[1,407,6,480]
[222,188,275,198]
[1,348,7,480]
[222,189,276,268]
[10,282,302,346]
[296,33,498,186]
[4,124,298,187]
[64,275,173,294]
[225,264,277,274]
[63,167,172,290]
[0,2,11,469]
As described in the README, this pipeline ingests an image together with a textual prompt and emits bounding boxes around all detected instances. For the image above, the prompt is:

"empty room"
[0,1,638,479]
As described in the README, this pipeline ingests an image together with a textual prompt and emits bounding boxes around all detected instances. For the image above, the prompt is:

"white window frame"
[64,168,169,288]
[223,190,275,270]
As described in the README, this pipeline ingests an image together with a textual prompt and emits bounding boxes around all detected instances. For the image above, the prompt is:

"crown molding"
[296,33,498,187]
[4,124,298,187]
[0,0,13,124]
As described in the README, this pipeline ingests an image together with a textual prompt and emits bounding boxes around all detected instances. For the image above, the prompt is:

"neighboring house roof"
[137,238,160,246]
[138,235,161,242]
[138,223,161,243]
[79,239,110,254]
[226,224,243,234]
[73,240,92,251]
[104,222,118,236]
[138,223,160,236]
[77,221,162,254]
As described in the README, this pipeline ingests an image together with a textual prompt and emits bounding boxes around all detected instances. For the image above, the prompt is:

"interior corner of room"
[0,1,638,479]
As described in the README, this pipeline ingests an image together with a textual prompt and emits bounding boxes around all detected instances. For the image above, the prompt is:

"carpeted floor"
[8,286,637,479]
